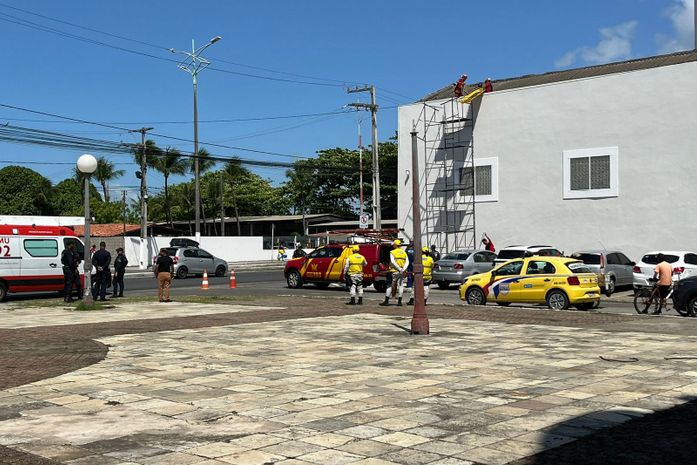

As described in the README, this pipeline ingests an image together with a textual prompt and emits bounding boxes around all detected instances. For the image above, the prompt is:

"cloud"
[555,21,638,68]
[656,0,695,53]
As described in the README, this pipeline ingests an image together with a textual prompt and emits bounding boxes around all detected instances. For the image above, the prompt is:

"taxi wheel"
[0,282,7,302]
[465,287,486,305]
[546,290,569,310]
[286,269,303,289]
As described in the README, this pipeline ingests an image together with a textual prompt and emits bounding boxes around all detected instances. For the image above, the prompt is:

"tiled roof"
[421,50,697,101]
[73,224,141,237]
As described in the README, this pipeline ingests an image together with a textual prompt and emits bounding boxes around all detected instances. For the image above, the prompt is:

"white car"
[494,245,563,265]
[632,251,697,289]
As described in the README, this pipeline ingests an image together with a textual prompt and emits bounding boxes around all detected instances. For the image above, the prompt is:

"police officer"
[112,247,128,298]
[380,239,410,307]
[343,245,367,305]
[91,241,111,301]
[408,247,435,306]
[61,243,77,302]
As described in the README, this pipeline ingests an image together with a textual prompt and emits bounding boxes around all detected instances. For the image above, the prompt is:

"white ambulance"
[0,225,85,301]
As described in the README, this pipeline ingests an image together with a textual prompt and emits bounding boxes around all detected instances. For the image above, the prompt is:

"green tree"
[94,156,125,202]
[0,166,53,215]
[92,200,124,224]
[132,139,162,169]
[50,178,100,216]
[152,147,187,226]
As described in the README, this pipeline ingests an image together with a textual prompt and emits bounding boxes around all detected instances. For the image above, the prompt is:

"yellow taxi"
[459,256,601,310]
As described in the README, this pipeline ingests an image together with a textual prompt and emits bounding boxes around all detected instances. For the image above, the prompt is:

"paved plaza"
[1,298,697,465]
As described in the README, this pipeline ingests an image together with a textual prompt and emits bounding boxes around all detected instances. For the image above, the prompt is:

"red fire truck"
[0,225,85,301]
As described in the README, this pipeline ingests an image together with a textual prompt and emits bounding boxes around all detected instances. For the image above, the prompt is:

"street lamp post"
[77,154,98,306]
[170,36,222,243]
[409,127,429,335]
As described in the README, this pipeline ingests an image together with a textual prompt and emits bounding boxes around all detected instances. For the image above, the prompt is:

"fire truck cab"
[0,225,85,301]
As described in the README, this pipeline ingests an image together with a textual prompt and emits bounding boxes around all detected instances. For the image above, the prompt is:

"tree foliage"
[0,166,53,215]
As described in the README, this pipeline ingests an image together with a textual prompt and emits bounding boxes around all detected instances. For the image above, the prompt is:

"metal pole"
[410,127,429,335]
[370,86,381,231]
[270,223,275,259]
[136,127,153,270]
[83,175,94,305]
[220,170,225,236]
[358,120,364,218]
[193,48,201,243]
[122,190,127,237]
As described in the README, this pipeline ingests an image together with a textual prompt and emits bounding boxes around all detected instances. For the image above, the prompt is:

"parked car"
[284,242,392,292]
[494,245,563,264]
[632,251,697,290]
[459,256,600,310]
[672,276,697,316]
[571,250,635,296]
[432,249,497,289]
[157,246,228,279]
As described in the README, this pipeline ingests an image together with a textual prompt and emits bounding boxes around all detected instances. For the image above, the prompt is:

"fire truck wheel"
[286,269,303,288]
[0,282,7,302]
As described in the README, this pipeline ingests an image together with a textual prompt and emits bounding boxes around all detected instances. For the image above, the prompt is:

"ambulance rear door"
[20,236,64,291]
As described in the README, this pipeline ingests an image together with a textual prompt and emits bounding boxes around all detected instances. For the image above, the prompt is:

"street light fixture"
[77,153,97,306]
[170,36,222,242]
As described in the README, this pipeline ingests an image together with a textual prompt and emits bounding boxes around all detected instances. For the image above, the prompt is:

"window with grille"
[458,157,498,202]
[563,147,618,199]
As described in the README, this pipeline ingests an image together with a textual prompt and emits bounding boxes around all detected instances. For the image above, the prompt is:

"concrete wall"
[81,237,124,256]
[124,236,268,267]
[398,61,697,261]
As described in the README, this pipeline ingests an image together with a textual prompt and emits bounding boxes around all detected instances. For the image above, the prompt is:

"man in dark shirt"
[91,242,111,301]
[112,247,128,298]
[155,248,174,303]
[61,243,77,303]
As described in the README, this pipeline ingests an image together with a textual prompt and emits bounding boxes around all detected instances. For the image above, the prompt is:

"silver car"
[432,249,497,289]
[162,246,228,279]
[570,250,635,296]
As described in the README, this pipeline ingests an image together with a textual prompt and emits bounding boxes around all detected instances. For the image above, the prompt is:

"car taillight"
[673,266,685,274]
[633,266,641,273]
[454,264,464,270]
[173,256,179,264]
[567,276,580,285]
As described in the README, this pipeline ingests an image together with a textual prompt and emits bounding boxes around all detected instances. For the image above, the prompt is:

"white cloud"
[555,21,638,68]
[656,0,695,53]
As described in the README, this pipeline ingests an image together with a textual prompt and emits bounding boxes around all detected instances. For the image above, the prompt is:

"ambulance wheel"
[0,282,6,302]
[373,282,387,293]
[286,269,303,288]
[176,266,188,279]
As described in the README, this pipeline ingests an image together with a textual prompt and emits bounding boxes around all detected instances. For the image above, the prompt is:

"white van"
[0,225,85,301]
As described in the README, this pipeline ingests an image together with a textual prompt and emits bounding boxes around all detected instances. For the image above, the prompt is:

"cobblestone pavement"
[2,298,697,465]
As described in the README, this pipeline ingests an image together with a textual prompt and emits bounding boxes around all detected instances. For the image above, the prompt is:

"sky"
[0,0,694,200]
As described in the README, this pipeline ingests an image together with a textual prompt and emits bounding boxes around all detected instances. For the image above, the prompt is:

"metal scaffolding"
[420,97,476,252]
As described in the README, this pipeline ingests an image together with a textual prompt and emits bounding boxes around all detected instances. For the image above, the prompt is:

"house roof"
[421,50,697,102]
[73,224,141,237]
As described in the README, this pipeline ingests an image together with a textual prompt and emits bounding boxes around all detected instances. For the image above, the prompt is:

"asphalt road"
[112,270,645,316]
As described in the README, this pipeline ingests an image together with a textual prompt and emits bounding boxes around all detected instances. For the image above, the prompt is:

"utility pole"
[347,85,381,230]
[122,190,127,237]
[358,119,364,219]
[220,170,225,236]
[132,127,154,270]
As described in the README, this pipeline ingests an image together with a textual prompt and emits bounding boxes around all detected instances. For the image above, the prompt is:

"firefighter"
[408,247,435,306]
[380,239,410,306]
[343,245,367,305]
[454,74,467,97]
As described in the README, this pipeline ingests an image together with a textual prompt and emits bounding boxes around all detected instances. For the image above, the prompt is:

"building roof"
[73,224,141,237]
[310,219,398,229]
[421,50,697,102]
[163,214,346,226]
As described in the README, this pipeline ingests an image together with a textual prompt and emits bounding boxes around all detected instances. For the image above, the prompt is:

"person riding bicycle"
[653,253,672,314]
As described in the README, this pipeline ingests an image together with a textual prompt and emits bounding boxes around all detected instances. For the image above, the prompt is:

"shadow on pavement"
[510,397,697,465]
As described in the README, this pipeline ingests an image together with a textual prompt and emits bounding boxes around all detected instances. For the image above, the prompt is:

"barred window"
[563,148,618,199]
[570,155,610,191]
[460,165,492,196]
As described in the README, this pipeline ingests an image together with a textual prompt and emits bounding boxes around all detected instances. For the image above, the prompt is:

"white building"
[397,50,697,260]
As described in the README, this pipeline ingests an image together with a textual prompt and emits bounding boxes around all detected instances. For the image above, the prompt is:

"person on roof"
[454,74,468,97]
[380,239,410,306]
[484,78,493,93]
[343,245,367,306]
[408,246,435,306]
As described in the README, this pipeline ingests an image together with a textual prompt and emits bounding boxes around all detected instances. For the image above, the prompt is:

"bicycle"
[634,278,674,315]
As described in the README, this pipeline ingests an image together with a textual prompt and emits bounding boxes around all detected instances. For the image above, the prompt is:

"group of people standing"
[60,242,128,302]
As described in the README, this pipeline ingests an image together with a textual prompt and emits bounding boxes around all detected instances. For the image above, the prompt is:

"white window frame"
[562,147,619,199]
[472,157,498,203]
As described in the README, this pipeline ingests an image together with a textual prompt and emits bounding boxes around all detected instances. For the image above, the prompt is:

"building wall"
[124,236,268,267]
[80,237,124,256]
[398,61,697,260]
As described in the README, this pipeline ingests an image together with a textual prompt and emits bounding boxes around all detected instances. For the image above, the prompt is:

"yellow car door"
[520,259,558,302]
[486,260,524,302]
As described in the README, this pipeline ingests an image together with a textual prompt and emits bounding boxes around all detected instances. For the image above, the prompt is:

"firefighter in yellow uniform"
[343,245,367,305]
[408,247,435,305]
[380,239,410,306]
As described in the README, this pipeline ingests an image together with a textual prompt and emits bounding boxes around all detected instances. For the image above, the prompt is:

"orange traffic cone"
[201,270,210,290]
[229,270,237,289]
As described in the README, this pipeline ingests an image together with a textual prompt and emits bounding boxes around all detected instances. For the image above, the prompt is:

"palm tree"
[94,156,125,202]
[224,158,248,236]
[152,147,187,227]
[132,139,161,169]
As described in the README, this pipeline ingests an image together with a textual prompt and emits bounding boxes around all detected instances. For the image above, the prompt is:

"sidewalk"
[1,298,697,465]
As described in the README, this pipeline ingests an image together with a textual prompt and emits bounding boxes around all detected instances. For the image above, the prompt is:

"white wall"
[398,61,697,261]
[125,236,268,267]
[0,216,84,226]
